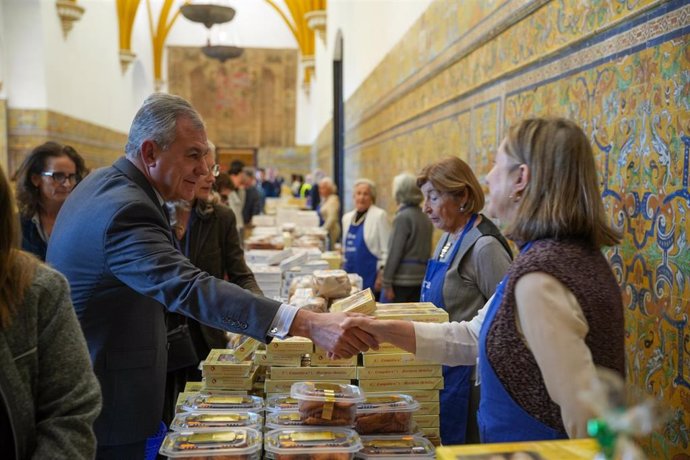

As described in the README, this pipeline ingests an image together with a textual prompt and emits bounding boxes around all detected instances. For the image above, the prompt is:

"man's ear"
[513,163,530,196]
[140,140,158,167]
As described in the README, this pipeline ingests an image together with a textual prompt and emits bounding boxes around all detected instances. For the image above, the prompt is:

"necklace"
[439,236,454,259]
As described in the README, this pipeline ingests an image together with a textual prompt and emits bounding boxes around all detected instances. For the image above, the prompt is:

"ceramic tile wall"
[7,109,127,175]
[316,1,690,457]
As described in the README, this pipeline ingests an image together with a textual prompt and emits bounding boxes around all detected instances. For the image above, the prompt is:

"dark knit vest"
[486,238,625,434]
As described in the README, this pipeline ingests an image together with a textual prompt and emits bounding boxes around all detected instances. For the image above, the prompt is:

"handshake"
[288,309,391,359]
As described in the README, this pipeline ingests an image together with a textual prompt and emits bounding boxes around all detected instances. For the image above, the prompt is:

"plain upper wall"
[1,0,298,134]
[310,0,433,140]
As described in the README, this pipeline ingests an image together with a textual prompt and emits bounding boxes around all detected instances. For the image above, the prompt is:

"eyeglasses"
[210,164,220,177]
[41,171,80,184]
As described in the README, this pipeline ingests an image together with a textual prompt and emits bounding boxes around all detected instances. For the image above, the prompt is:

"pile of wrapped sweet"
[160,381,436,459]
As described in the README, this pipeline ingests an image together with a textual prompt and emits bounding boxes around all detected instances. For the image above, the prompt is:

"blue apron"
[420,214,477,445]
[343,215,378,290]
[477,241,568,443]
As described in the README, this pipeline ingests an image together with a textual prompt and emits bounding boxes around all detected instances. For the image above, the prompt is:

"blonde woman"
[344,118,625,443]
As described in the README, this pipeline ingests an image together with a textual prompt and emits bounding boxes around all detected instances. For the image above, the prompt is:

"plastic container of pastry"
[264,427,363,460]
[265,410,309,430]
[354,394,419,435]
[355,435,435,459]
[265,394,299,413]
[291,382,365,426]
[170,411,263,432]
[158,427,262,459]
[182,393,264,413]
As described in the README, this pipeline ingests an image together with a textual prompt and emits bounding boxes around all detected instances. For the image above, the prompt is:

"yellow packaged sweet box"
[361,352,437,367]
[358,377,444,391]
[269,366,357,381]
[202,349,254,377]
[357,364,442,379]
[267,337,314,355]
[329,288,377,314]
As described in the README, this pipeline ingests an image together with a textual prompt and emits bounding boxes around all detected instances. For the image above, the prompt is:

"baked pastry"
[266,428,362,460]
[298,399,356,426]
[159,429,261,459]
[354,411,412,434]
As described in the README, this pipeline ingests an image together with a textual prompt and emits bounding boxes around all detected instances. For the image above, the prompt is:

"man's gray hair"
[393,172,423,206]
[125,93,205,159]
[353,178,377,202]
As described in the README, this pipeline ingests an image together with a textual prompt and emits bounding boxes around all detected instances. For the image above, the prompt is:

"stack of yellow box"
[201,338,261,392]
[356,302,449,445]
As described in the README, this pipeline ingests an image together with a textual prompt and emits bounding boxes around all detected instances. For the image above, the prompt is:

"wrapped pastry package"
[158,428,262,459]
[170,411,262,432]
[266,394,299,413]
[354,394,419,435]
[311,270,351,299]
[182,393,264,414]
[291,382,364,426]
[265,411,309,430]
[356,435,434,459]
[264,427,363,460]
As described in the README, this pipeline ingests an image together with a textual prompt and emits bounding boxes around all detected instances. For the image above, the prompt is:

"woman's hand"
[340,316,417,354]
[383,286,395,302]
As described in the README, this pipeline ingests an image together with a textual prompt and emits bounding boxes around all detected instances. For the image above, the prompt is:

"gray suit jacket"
[47,157,280,445]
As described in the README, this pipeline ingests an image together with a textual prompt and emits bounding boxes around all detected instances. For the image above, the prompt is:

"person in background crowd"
[290,173,303,197]
[163,148,263,424]
[308,169,325,210]
[342,178,391,294]
[317,176,341,250]
[0,162,101,459]
[343,117,624,444]
[257,167,275,201]
[269,168,284,197]
[14,142,87,260]
[254,168,267,214]
[381,173,434,303]
[215,172,233,207]
[47,93,377,458]
[300,174,313,200]
[415,156,512,444]
[228,160,247,225]
[242,167,262,225]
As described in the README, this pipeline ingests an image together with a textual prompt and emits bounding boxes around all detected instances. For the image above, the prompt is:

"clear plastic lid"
[356,435,435,458]
[159,428,262,458]
[182,393,264,413]
[266,394,299,413]
[356,394,419,414]
[264,428,362,456]
[291,382,365,403]
[170,411,263,432]
[265,411,308,429]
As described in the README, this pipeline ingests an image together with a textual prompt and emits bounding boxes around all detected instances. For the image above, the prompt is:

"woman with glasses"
[162,142,263,424]
[14,142,87,260]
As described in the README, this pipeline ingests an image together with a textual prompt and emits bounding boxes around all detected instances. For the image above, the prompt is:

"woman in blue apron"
[380,173,433,303]
[339,118,625,443]
[341,179,391,292]
[416,158,512,445]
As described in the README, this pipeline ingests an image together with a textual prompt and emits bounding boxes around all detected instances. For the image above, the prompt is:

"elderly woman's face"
[195,153,216,201]
[486,139,521,221]
[353,183,373,212]
[421,182,462,232]
[318,182,331,198]
[31,155,78,208]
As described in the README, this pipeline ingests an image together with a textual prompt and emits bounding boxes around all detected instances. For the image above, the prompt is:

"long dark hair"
[0,163,37,328]
[14,141,87,218]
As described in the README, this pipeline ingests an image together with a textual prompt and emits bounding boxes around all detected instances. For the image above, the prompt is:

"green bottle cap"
[588,418,616,459]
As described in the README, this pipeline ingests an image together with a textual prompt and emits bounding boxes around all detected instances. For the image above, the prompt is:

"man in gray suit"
[47,93,377,459]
